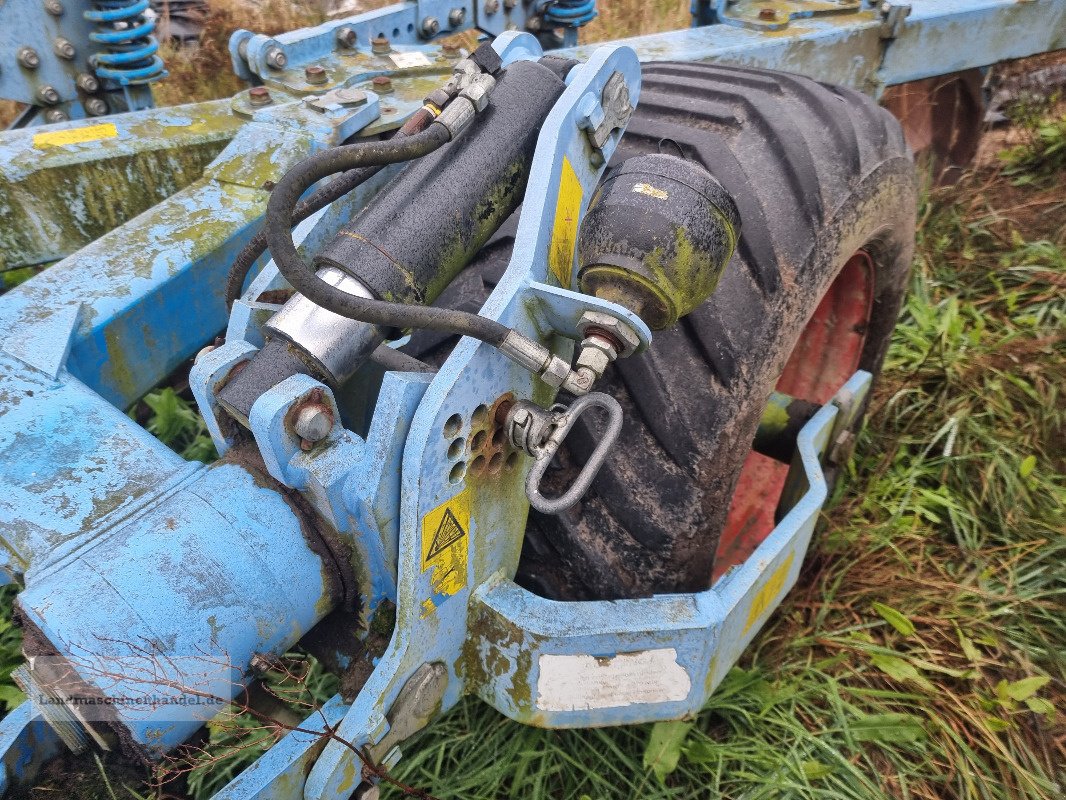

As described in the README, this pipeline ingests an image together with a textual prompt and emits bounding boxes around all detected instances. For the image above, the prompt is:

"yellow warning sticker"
[421,488,470,601]
[33,122,119,149]
[548,156,583,288]
[631,182,669,200]
[743,552,794,634]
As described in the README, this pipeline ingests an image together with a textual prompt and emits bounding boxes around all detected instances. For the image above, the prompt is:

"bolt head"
[294,403,333,444]
[758,8,778,19]
[504,0,517,8]
[43,109,67,124]
[54,38,75,59]
[17,47,40,69]
[371,34,391,54]
[305,64,328,84]
[44,0,64,15]
[421,16,440,37]
[76,73,100,93]
[36,85,60,105]
[336,26,357,48]
[265,46,287,69]
[484,0,499,13]
[448,7,466,27]
[85,97,108,116]
[248,85,272,106]
[371,75,393,93]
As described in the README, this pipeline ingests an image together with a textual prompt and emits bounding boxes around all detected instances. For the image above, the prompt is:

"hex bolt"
[43,109,68,123]
[420,16,440,37]
[448,7,466,26]
[17,47,40,70]
[371,34,391,54]
[194,344,216,362]
[371,75,393,94]
[248,85,272,106]
[294,403,333,446]
[305,64,328,84]
[53,37,76,60]
[335,25,357,49]
[265,46,287,70]
[504,0,517,9]
[484,0,499,13]
[44,0,64,14]
[758,8,778,20]
[75,73,99,93]
[36,85,60,105]
[84,97,108,116]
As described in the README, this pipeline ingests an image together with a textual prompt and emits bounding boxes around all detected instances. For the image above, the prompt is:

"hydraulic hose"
[265,122,511,348]
[225,107,437,309]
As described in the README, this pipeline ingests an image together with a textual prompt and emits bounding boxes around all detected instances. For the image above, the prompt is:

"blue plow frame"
[0,0,1063,797]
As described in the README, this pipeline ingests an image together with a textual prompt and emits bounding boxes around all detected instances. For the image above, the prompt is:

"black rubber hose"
[265,122,512,347]
[224,107,439,309]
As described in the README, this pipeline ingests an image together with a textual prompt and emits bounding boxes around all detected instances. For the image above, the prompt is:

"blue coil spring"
[544,0,598,27]
[85,0,166,86]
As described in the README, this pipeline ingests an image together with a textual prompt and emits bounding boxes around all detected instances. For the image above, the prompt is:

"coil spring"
[85,0,166,86]
[543,0,598,27]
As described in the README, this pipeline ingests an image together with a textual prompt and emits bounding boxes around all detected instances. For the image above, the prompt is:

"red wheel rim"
[713,251,875,581]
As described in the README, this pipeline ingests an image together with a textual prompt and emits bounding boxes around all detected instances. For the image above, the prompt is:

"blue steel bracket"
[468,369,873,728]
[714,0,865,31]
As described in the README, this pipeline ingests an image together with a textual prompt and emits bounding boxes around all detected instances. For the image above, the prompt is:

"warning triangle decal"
[426,508,466,563]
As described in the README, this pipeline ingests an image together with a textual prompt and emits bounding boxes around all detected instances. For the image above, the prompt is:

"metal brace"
[879,2,912,40]
[506,392,624,514]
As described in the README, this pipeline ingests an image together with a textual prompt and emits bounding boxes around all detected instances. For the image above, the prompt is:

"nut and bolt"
[828,430,857,466]
[371,34,391,54]
[17,47,40,69]
[758,8,778,20]
[484,0,499,13]
[504,0,517,9]
[248,85,272,106]
[293,402,334,447]
[75,73,100,93]
[448,7,466,26]
[442,42,461,58]
[53,37,76,60]
[265,46,287,70]
[36,85,60,105]
[43,109,68,124]
[420,16,440,37]
[249,652,281,675]
[194,344,216,363]
[371,75,393,93]
[335,25,357,48]
[44,0,64,14]
[305,64,328,84]
[84,97,108,116]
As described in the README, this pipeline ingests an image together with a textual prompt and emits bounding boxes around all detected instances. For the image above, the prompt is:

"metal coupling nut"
[437,96,476,138]
[459,73,495,112]
[576,311,641,357]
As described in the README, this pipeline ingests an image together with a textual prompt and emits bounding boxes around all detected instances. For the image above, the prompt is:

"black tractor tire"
[404,62,916,601]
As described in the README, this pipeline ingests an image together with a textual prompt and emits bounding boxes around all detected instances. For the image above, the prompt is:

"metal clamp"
[507,392,623,515]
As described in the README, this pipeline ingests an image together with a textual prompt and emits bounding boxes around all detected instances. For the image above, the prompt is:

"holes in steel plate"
[488,452,504,474]
[506,451,519,471]
[444,413,463,438]
[471,430,487,451]
[471,404,489,427]
[470,455,486,475]
[392,27,400,37]
[491,427,506,447]
[447,438,465,460]
[449,461,467,483]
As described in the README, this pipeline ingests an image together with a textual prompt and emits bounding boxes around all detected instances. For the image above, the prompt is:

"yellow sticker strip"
[631,182,669,200]
[548,156,583,288]
[421,487,471,603]
[33,122,119,149]
[743,552,794,634]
